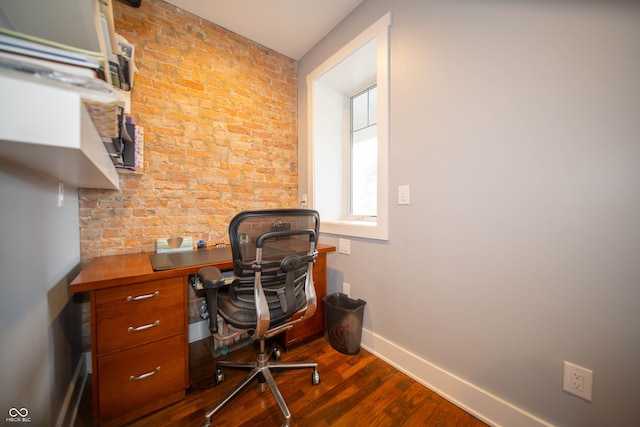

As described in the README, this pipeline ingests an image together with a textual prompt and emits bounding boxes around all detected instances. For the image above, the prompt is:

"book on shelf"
[109,60,122,89]
[103,137,125,166]
[0,58,124,141]
[99,0,119,56]
[117,34,135,89]
[110,113,144,173]
[133,125,144,172]
[106,35,135,91]
[0,28,103,70]
[117,54,131,90]
[0,50,98,79]
[0,53,117,107]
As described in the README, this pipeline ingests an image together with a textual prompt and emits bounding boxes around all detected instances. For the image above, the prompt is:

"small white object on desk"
[156,236,193,253]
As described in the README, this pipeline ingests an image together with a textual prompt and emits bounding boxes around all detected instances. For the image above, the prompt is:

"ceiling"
[163,0,364,60]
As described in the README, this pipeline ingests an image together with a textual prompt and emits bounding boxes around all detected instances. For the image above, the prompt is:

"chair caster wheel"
[312,370,320,385]
[215,368,225,384]
[272,347,282,360]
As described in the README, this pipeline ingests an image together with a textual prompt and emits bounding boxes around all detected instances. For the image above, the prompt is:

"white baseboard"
[74,325,550,425]
[54,352,89,427]
[360,329,554,427]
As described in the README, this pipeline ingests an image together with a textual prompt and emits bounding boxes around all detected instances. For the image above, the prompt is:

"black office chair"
[197,209,321,427]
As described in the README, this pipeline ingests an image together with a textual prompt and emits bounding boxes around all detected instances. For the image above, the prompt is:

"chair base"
[202,340,320,427]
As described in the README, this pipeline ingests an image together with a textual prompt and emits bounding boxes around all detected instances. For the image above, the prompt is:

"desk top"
[70,243,335,293]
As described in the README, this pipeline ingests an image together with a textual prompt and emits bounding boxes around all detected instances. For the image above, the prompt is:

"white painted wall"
[0,160,84,426]
[298,1,640,426]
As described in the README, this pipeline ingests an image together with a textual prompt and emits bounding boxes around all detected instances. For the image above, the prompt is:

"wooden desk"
[70,244,335,426]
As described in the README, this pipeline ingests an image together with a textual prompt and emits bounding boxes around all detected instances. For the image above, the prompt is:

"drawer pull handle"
[127,291,160,301]
[129,366,161,381]
[128,320,160,332]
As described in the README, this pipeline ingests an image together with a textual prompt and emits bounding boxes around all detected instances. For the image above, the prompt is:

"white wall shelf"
[0,0,121,190]
[0,72,120,190]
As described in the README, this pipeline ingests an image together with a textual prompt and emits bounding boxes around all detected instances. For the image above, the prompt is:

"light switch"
[58,181,64,207]
[398,185,410,205]
[339,238,351,255]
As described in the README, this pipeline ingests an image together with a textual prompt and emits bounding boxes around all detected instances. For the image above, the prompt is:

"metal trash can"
[323,293,366,355]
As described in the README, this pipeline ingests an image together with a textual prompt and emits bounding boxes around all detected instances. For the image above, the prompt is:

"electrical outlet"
[343,282,351,297]
[563,361,593,401]
[571,371,584,392]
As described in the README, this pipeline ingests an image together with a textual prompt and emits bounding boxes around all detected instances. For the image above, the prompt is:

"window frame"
[306,12,391,240]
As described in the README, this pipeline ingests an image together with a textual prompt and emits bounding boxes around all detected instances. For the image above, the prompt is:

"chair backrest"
[227,209,320,338]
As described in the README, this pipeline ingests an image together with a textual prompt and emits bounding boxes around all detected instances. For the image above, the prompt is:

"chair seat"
[217,289,307,330]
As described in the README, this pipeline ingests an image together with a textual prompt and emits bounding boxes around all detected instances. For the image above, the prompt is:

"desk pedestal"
[90,277,189,426]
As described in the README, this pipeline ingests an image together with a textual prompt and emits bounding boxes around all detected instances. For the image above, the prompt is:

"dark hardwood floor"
[75,336,489,426]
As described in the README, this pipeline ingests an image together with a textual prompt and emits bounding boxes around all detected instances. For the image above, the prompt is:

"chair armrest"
[198,266,226,333]
[198,266,225,289]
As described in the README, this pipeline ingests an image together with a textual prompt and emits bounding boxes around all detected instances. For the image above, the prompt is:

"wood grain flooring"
[75,336,489,426]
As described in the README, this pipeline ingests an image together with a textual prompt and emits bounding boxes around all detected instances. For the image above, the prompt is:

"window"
[307,13,391,240]
[350,85,377,218]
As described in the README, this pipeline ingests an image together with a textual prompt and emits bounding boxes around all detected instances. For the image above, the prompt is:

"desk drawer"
[95,277,185,354]
[97,334,186,420]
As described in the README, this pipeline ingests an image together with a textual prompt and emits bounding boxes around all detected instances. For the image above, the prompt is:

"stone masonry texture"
[77,0,298,347]
[79,0,298,260]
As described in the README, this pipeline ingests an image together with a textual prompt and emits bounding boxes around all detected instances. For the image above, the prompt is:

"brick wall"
[77,0,298,347]
[79,0,298,260]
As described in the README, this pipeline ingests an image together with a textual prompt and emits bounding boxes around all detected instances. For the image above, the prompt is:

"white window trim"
[306,12,392,240]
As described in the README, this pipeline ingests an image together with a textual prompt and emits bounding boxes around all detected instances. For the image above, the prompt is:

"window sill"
[321,219,387,241]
